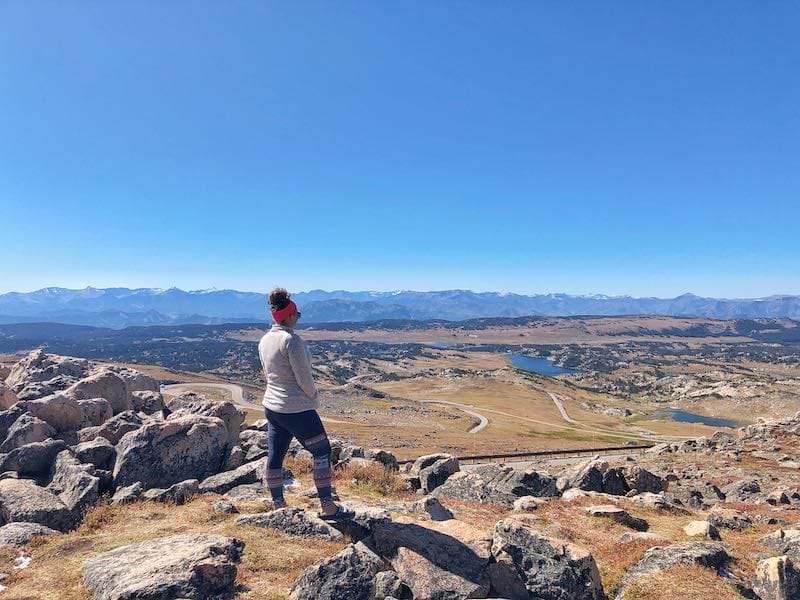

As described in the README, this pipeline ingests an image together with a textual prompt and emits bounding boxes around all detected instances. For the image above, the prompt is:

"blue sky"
[1,2,798,297]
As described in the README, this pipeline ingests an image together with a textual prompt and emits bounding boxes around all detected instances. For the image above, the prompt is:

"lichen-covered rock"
[0,521,60,547]
[557,458,607,493]
[77,398,113,427]
[433,464,558,508]
[364,448,398,471]
[0,438,67,475]
[92,410,143,445]
[130,390,165,415]
[371,519,493,600]
[0,381,17,410]
[490,516,607,600]
[82,534,244,600]
[199,459,264,494]
[235,507,344,541]
[66,370,130,414]
[142,479,199,505]
[167,392,244,444]
[585,505,648,531]
[623,465,666,494]
[113,415,228,489]
[753,555,800,600]
[0,413,56,452]
[683,520,721,540]
[72,437,116,470]
[289,541,385,600]
[0,478,75,532]
[6,350,89,397]
[410,496,454,521]
[47,450,100,517]
[24,393,85,432]
[758,529,800,561]
[706,506,753,531]
[417,455,460,493]
[111,482,143,505]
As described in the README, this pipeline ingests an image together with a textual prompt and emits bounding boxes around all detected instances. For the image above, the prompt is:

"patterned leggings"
[264,408,334,509]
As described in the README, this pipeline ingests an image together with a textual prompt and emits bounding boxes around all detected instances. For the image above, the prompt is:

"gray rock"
[364,448,399,471]
[617,532,670,544]
[433,464,558,508]
[47,450,100,517]
[418,456,460,493]
[95,410,143,445]
[513,496,547,512]
[372,519,492,599]
[722,478,761,502]
[222,444,245,471]
[758,529,800,561]
[0,405,27,443]
[142,479,199,505]
[0,381,17,411]
[753,555,800,600]
[289,541,384,600]
[110,482,143,505]
[199,459,265,495]
[327,505,392,542]
[235,507,344,541]
[0,413,56,452]
[0,439,67,475]
[411,496,454,521]
[556,458,607,493]
[77,398,113,427]
[623,466,667,494]
[113,415,228,489]
[214,500,238,514]
[616,542,729,598]
[667,481,726,510]
[627,492,688,513]
[167,393,244,443]
[706,506,753,531]
[373,571,405,599]
[66,370,130,414]
[338,444,365,464]
[490,516,607,600]
[5,350,89,395]
[585,505,648,531]
[224,482,266,502]
[72,437,116,470]
[82,534,244,600]
[0,478,75,532]
[25,393,85,432]
[0,521,60,547]
[113,368,160,399]
[683,520,721,540]
[601,468,630,496]
[130,390,165,415]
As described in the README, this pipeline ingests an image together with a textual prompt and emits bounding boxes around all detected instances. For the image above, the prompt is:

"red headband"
[271,300,297,323]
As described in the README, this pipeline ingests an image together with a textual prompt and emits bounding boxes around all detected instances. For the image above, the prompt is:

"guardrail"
[398,444,657,466]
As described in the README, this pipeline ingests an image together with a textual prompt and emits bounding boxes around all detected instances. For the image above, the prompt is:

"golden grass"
[336,462,409,497]
[620,564,743,600]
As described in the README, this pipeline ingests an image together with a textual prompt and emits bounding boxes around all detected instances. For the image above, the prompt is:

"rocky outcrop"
[706,506,752,531]
[167,393,244,444]
[5,350,89,398]
[113,415,228,488]
[130,390,165,415]
[47,450,100,517]
[142,479,200,505]
[235,507,344,541]
[0,521,60,547]
[623,465,666,494]
[0,438,67,475]
[585,505,648,531]
[199,459,264,495]
[110,482,143,505]
[0,478,75,532]
[88,410,143,445]
[758,529,800,561]
[409,453,460,493]
[72,437,116,470]
[77,398,113,427]
[289,541,386,600]
[82,534,244,600]
[491,516,607,600]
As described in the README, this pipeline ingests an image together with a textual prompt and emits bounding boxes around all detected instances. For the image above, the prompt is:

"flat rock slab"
[83,533,244,600]
[224,483,266,502]
[372,519,492,599]
[0,478,75,532]
[235,507,344,541]
[0,521,60,547]
[199,459,264,495]
[290,541,385,600]
[585,505,649,532]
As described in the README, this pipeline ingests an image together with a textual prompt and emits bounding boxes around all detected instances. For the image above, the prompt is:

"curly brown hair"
[268,287,291,312]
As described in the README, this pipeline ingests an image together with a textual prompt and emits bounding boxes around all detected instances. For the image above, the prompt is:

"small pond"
[655,408,743,429]
[508,354,582,376]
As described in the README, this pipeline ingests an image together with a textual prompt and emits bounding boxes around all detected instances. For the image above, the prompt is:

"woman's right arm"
[286,336,318,400]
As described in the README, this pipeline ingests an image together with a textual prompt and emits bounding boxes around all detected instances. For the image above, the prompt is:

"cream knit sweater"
[258,324,319,413]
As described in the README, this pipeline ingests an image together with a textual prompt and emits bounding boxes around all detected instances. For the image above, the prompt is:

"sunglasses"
[296,311,302,318]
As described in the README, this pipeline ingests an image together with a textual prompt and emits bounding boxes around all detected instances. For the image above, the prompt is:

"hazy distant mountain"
[1,287,799,327]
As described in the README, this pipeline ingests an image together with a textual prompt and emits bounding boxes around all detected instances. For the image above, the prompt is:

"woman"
[258,288,353,520]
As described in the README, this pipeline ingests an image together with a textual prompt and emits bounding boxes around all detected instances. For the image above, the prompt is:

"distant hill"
[1,287,800,327]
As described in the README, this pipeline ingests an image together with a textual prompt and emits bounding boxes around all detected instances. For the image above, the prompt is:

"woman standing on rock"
[258,288,353,521]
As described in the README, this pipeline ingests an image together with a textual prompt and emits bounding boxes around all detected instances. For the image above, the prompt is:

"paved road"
[547,391,576,424]
[418,400,489,434]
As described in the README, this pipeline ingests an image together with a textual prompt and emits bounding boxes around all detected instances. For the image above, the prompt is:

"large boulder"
[753,555,800,600]
[289,541,385,600]
[0,405,27,442]
[113,368,159,398]
[167,393,244,444]
[371,519,493,599]
[235,507,344,541]
[66,370,129,414]
[77,398,113,427]
[557,458,607,493]
[585,505,648,531]
[623,465,667,494]
[92,410,143,445]
[130,391,165,415]
[758,529,800,561]
[48,450,100,517]
[0,521,60,547]
[491,516,607,600]
[433,464,559,508]
[6,350,89,396]
[25,393,85,432]
[0,381,17,410]
[72,437,116,470]
[0,438,67,475]
[0,478,75,532]
[113,415,228,489]
[142,479,200,505]
[82,534,244,600]
[0,413,56,452]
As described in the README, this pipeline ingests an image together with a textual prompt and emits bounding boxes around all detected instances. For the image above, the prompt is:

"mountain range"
[1,287,799,328]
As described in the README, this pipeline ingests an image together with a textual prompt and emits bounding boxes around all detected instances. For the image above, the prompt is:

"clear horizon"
[2,4,799,298]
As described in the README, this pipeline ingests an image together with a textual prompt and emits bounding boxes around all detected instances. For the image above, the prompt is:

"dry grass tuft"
[336,462,408,496]
[620,564,743,600]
